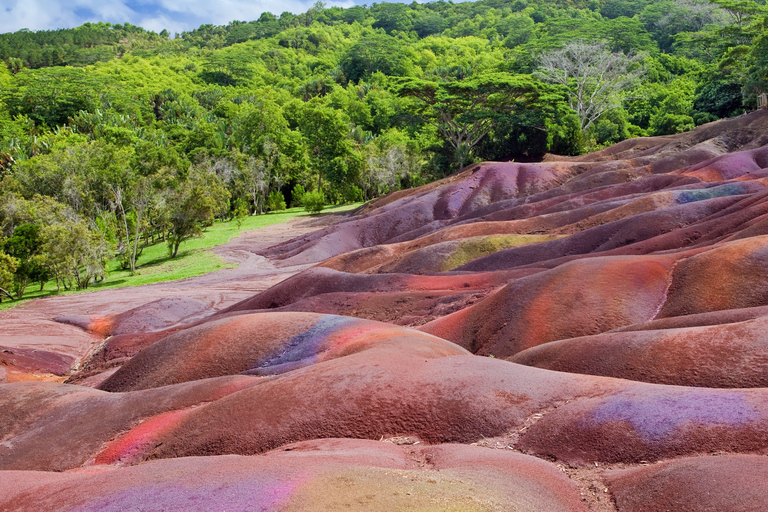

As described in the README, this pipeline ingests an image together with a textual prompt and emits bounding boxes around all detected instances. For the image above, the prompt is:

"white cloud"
[148,0,356,27]
[75,0,135,21]
[1,0,79,33]
[0,0,357,34]
[137,15,188,35]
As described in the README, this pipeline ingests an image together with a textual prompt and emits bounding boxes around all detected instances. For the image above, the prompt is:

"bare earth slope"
[4,110,768,511]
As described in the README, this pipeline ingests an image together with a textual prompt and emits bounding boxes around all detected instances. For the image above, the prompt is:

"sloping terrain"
[4,110,768,511]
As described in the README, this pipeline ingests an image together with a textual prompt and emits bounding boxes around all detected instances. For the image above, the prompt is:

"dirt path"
[0,214,344,382]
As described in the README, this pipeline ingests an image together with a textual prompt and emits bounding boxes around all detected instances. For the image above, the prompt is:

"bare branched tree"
[537,40,645,133]
[109,178,154,275]
[243,157,268,215]
[367,146,406,196]
[658,0,725,32]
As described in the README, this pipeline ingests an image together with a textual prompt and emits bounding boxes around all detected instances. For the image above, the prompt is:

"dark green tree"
[340,35,412,83]
[0,249,17,301]
[3,222,44,298]
[397,73,557,169]
[371,3,413,33]
[297,102,361,190]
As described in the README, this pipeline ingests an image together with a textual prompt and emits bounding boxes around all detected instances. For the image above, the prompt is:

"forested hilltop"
[0,0,767,298]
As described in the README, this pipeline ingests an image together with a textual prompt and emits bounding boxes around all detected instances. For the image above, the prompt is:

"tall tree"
[340,35,413,82]
[163,166,229,258]
[537,40,646,134]
[397,73,556,170]
[0,67,104,127]
[41,218,111,291]
[298,102,360,190]
[110,177,153,275]
[3,222,43,298]
[0,250,17,301]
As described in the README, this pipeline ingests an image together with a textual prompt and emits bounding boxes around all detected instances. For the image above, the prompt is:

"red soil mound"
[516,385,768,465]
[261,160,576,265]
[0,377,258,471]
[511,313,768,388]
[0,440,588,512]
[657,234,768,318]
[213,266,534,327]
[99,312,468,392]
[8,109,768,508]
[605,454,768,512]
[9,350,768,471]
[102,297,212,336]
[420,254,676,356]
[0,346,74,377]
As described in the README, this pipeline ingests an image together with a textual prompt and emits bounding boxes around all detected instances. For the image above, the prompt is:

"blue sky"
[0,0,359,35]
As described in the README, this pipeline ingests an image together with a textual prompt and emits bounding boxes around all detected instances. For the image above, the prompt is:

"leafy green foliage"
[694,73,745,119]
[1,0,766,299]
[297,101,361,187]
[41,217,111,290]
[291,184,306,207]
[0,22,166,69]
[3,222,43,298]
[165,166,230,258]
[266,190,287,211]
[0,249,18,301]
[340,35,413,83]
[398,73,559,169]
[303,190,325,213]
[1,67,106,127]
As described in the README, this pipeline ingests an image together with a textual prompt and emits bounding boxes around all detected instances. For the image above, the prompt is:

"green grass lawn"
[0,203,361,310]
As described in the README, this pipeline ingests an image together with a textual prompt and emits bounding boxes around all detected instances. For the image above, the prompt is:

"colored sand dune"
[6,110,768,510]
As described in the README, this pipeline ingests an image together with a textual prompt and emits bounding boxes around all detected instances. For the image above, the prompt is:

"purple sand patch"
[71,475,304,512]
[243,315,360,376]
[583,390,759,442]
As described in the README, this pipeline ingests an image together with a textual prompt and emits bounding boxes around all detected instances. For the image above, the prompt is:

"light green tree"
[0,250,18,301]
[41,218,111,291]
[297,101,361,191]
[163,166,230,258]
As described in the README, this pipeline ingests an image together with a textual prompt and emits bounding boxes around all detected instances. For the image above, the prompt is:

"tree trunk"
[130,209,142,275]
[255,192,262,215]
[73,262,82,290]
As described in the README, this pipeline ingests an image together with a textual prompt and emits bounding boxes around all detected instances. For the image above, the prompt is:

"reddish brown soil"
[5,111,768,511]
[0,215,337,383]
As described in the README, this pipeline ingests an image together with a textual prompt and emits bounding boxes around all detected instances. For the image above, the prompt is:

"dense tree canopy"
[398,73,560,168]
[1,0,767,298]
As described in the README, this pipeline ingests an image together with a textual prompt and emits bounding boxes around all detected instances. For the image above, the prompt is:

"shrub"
[303,190,325,213]
[232,198,249,228]
[291,184,306,207]
[0,251,18,302]
[342,184,363,203]
[265,190,287,212]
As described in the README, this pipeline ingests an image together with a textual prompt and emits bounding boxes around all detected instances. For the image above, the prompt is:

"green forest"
[0,0,767,300]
